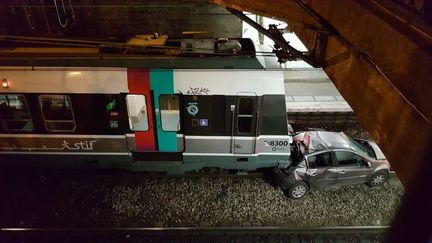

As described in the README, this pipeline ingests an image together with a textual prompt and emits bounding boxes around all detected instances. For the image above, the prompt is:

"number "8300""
[264,140,289,147]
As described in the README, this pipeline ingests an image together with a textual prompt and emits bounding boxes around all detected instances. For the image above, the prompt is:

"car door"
[304,151,338,188]
[334,150,372,185]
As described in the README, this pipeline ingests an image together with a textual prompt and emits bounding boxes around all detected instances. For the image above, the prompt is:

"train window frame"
[38,95,76,132]
[237,97,254,134]
[159,94,181,132]
[125,94,149,132]
[0,94,34,132]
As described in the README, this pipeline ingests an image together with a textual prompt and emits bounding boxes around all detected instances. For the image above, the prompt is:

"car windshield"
[348,137,375,158]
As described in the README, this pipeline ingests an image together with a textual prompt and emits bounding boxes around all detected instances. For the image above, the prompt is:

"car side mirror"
[365,161,372,168]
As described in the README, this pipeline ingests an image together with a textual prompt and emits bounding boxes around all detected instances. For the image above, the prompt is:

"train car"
[0,39,291,173]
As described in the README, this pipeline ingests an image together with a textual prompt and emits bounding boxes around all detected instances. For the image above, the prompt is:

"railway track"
[1,226,390,243]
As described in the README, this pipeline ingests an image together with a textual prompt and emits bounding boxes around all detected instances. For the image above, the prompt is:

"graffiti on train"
[185,87,211,95]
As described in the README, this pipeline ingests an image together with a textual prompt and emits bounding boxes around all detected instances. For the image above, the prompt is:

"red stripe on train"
[127,69,156,151]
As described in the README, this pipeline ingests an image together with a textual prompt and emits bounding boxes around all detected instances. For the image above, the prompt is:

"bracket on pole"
[227,8,321,67]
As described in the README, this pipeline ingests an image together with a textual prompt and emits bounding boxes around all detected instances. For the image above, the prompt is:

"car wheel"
[285,181,309,199]
[367,171,387,187]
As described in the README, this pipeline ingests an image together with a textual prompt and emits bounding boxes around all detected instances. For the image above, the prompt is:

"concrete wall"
[0,1,242,38]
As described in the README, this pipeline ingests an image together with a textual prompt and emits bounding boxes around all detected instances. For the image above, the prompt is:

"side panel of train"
[0,68,291,172]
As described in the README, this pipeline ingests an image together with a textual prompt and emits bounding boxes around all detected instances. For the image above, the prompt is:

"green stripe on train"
[150,69,178,152]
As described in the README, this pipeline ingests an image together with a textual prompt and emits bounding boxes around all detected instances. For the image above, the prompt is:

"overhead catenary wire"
[53,0,75,28]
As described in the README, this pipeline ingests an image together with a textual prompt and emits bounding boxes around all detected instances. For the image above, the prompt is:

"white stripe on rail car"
[0,67,128,94]
[173,70,284,96]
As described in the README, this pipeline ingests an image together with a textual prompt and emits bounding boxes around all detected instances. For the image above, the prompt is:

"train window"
[237,97,254,133]
[39,95,76,132]
[126,94,148,131]
[0,94,34,132]
[160,95,180,131]
[239,98,253,115]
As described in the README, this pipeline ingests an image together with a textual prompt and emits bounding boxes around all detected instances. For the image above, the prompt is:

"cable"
[53,0,75,28]
[53,0,68,28]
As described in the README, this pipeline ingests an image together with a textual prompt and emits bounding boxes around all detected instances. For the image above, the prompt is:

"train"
[0,38,292,173]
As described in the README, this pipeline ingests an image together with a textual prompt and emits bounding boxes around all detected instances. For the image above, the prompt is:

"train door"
[126,69,156,152]
[150,70,183,154]
[127,69,183,162]
[233,92,257,154]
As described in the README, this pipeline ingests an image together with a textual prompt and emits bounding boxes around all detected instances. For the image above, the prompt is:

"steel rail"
[1,225,390,233]
[0,226,392,243]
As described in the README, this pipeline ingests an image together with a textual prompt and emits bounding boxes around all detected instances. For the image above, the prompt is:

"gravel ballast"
[1,172,403,228]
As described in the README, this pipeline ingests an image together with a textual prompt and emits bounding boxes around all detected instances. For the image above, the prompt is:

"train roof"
[0,38,283,70]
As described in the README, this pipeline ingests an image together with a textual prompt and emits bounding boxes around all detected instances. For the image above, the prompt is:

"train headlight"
[2,79,9,88]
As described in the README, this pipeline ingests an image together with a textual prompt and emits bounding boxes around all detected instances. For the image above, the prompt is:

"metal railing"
[1,226,390,243]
